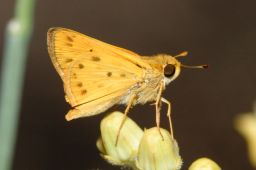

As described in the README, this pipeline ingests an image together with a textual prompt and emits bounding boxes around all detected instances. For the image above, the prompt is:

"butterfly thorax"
[125,54,181,105]
[119,55,172,105]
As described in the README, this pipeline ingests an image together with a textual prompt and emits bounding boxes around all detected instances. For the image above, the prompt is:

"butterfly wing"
[64,57,140,120]
[47,27,151,120]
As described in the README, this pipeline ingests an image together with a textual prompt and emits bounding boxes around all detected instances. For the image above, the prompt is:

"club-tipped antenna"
[174,51,188,58]
[181,64,208,69]
[174,51,208,69]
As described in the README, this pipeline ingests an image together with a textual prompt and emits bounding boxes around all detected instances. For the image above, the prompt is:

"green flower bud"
[189,157,221,170]
[136,127,182,170]
[97,111,143,166]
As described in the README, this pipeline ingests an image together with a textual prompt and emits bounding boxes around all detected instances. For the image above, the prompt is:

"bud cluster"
[97,111,182,170]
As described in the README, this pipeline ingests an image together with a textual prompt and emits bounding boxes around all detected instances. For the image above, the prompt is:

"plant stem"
[0,0,36,169]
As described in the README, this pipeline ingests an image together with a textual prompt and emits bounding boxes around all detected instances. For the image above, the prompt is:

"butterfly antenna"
[181,64,208,69]
[174,51,188,58]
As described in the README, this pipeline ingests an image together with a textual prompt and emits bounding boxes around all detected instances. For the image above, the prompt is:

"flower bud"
[189,157,221,170]
[136,127,182,170]
[97,111,143,166]
[235,113,256,168]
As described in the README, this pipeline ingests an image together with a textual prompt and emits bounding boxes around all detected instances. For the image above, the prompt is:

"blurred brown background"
[1,0,256,169]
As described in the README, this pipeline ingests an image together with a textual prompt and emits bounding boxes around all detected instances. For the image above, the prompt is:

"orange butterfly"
[47,27,207,139]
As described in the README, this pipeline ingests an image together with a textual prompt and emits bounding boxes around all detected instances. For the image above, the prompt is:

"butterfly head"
[163,51,208,85]
[163,56,181,85]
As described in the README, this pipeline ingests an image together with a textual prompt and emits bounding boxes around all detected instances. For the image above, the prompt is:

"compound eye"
[164,64,176,77]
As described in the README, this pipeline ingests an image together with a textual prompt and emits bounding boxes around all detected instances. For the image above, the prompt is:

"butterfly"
[47,27,207,139]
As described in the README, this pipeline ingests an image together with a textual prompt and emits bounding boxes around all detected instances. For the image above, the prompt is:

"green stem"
[0,0,36,169]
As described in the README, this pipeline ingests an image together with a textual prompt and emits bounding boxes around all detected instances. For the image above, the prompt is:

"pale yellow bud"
[235,113,256,168]
[136,127,182,170]
[97,111,143,166]
[189,157,221,170]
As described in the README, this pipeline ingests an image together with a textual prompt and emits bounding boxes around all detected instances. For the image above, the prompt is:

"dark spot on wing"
[107,72,112,77]
[120,73,126,77]
[92,56,100,61]
[73,73,77,79]
[66,36,73,42]
[78,64,84,69]
[89,49,93,52]
[81,89,87,95]
[66,58,73,63]
[66,43,73,47]
[77,82,83,87]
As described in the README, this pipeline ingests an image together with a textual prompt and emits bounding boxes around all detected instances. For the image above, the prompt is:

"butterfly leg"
[161,97,174,139]
[155,81,164,140]
[115,94,137,146]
